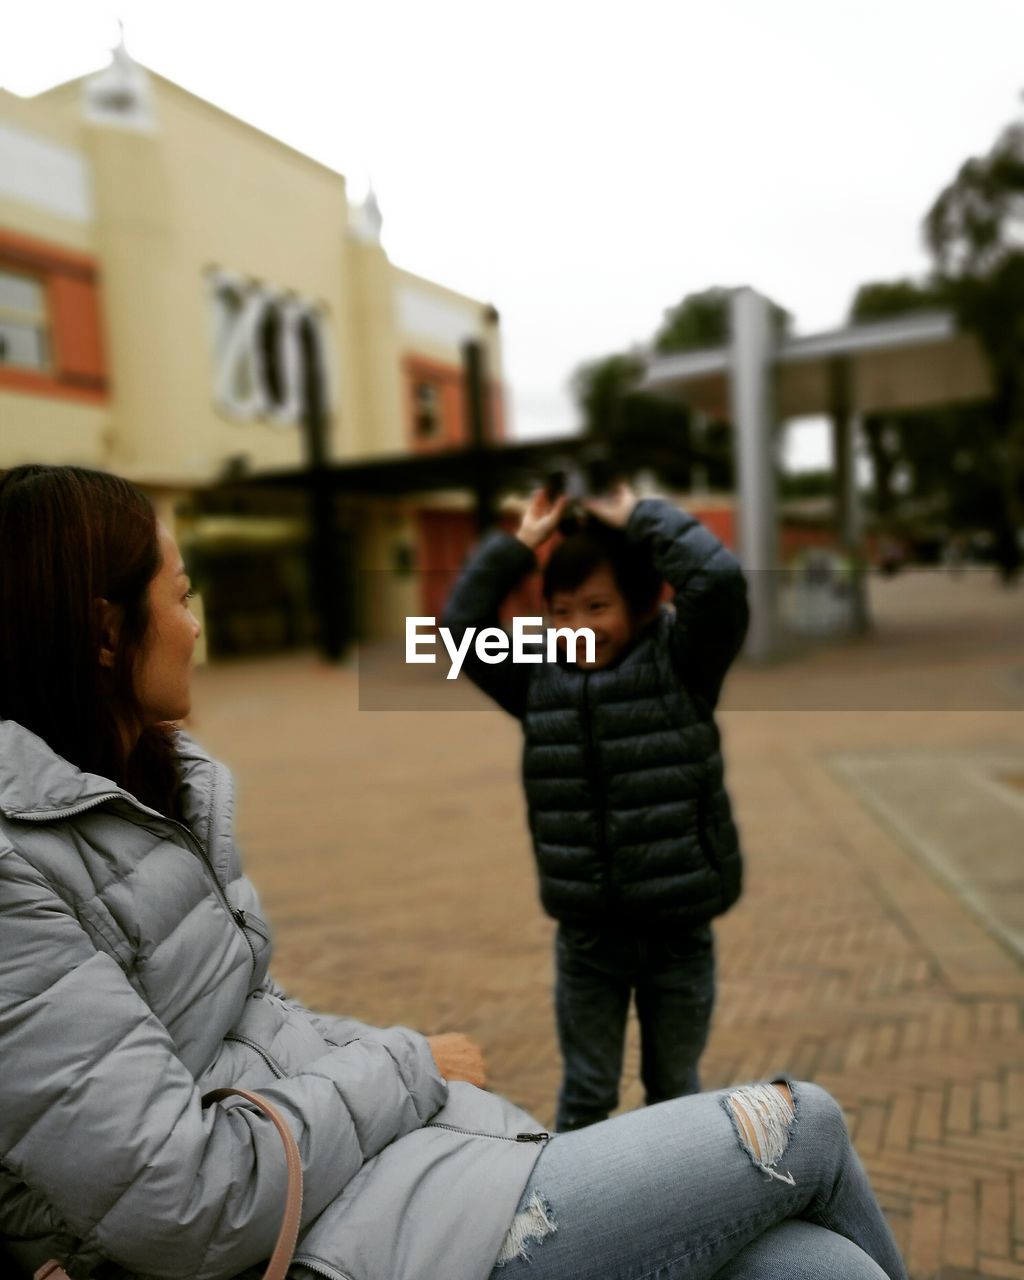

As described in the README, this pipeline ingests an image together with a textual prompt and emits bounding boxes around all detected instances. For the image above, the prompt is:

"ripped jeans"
[488,1081,907,1280]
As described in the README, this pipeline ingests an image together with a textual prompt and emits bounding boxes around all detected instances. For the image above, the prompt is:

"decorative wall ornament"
[206,269,333,425]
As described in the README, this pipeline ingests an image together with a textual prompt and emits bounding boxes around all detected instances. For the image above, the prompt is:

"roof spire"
[350,177,384,245]
[82,20,156,131]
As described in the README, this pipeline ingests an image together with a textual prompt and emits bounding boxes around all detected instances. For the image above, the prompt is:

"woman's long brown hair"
[0,465,181,816]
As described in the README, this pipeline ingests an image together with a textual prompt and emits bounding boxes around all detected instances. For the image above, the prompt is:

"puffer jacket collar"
[0,719,122,819]
[0,719,233,876]
[174,731,237,882]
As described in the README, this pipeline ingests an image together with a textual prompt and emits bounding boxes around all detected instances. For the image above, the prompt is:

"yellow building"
[0,43,505,651]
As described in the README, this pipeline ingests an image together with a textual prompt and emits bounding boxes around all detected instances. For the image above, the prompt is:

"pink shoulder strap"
[35,1086,304,1280]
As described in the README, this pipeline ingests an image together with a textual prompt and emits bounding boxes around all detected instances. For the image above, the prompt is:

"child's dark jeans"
[554,922,715,1132]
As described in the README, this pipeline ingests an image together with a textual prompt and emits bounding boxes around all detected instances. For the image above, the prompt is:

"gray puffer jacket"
[442,499,749,929]
[0,723,545,1280]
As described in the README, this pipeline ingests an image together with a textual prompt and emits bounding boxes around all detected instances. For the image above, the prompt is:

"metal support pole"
[462,338,496,532]
[301,317,346,661]
[690,410,709,494]
[730,288,780,661]
[829,358,870,634]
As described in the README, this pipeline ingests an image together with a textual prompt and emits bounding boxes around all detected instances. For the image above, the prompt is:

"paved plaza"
[191,568,1024,1280]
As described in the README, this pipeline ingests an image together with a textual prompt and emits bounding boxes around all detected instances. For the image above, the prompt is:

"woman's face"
[133,524,202,724]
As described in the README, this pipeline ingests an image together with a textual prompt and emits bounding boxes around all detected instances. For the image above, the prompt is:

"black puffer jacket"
[442,499,749,928]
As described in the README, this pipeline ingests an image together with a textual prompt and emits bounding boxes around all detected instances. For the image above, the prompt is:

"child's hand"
[516,489,568,550]
[427,1032,487,1087]
[585,482,638,528]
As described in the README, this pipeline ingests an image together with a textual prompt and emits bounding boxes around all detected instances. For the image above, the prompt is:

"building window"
[0,270,49,371]
[413,380,441,439]
[403,355,481,450]
[0,231,107,402]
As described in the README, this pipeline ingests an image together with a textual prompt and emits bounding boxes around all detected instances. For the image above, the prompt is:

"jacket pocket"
[558,924,603,953]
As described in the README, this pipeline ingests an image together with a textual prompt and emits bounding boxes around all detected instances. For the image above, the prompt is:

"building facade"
[1,46,505,651]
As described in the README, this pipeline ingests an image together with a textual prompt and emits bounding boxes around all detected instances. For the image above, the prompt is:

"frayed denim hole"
[723,1082,797,1186]
[494,1189,558,1267]
[773,1075,800,1125]
[771,1076,799,1142]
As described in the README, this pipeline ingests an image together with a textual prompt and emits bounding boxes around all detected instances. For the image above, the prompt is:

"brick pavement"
[191,570,1024,1280]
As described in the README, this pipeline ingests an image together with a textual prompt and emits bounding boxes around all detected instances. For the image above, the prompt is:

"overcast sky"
[4,1,1023,468]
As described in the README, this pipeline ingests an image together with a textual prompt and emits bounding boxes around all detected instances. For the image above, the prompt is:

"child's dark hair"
[542,516,664,616]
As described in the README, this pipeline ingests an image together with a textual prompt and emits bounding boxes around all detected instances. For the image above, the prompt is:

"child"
[442,483,749,1131]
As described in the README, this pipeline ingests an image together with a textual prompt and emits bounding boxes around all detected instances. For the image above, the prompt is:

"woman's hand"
[585,482,639,528]
[516,489,568,551]
[427,1032,487,1088]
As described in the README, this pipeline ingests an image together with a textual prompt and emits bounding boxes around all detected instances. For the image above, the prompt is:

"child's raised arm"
[440,493,565,717]
[588,485,749,708]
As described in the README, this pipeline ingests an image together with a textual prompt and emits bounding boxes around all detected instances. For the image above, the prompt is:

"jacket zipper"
[579,673,612,909]
[426,1121,549,1144]
[164,818,259,986]
[223,1033,286,1079]
[12,794,121,822]
[289,1255,353,1280]
[171,821,259,984]
[13,792,259,984]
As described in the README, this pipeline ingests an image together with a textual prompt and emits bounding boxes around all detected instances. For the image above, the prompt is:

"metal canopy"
[642,310,991,420]
[243,435,597,497]
[641,292,996,661]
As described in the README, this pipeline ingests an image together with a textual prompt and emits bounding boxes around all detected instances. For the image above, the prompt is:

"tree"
[849,112,1024,580]
[570,350,696,489]
[849,277,1011,558]
[849,279,947,534]
[571,351,646,442]
[653,287,733,353]
[849,279,945,322]
[653,287,790,355]
[571,289,779,490]
[924,118,1024,578]
[780,469,834,501]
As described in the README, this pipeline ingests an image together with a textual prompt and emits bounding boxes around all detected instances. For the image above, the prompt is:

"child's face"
[547,564,642,670]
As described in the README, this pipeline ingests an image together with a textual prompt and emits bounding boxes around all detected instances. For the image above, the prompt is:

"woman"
[0,465,906,1280]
